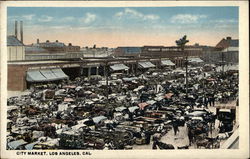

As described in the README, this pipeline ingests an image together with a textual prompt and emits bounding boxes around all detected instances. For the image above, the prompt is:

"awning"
[40,69,59,81]
[51,69,69,79]
[26,68,68,82]
[110,64,129,71]
[188,57,204,63]
[161,60,175,66]
[138,62,155,68]
[26,70,47,82]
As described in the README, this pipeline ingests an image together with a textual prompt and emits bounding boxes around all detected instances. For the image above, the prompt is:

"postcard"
[0,1,249,159]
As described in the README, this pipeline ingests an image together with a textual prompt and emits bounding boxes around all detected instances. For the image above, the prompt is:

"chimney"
[37,39,39,44]
[226,37,231,40]
[20,21,23,43]
[15,21,18,38]
[56,40,58,42]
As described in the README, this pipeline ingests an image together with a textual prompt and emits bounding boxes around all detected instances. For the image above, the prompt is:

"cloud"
[38,15,53,22]
[115,8,159,21]
[212,19,238,23]
[81,13,96,24]
[171,14,207,24]
[22,14,35,20]
[8,14,35,21]
[63,16,75,22]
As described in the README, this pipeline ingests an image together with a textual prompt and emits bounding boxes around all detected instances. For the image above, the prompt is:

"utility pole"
[185,53,188,98]
[222,51,225,73]
[105,61,109,103]
[176,35,189,98]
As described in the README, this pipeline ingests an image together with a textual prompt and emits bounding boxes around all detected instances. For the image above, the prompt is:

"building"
[114,47,141,57]
[7,35,25,61]
[31,39,80,53]
[202,37,239,64]
[25,39,82,60]
[7,21,25,61]
[215,37,239,51]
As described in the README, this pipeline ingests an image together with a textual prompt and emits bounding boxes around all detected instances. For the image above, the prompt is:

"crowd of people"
[7,64,238,150]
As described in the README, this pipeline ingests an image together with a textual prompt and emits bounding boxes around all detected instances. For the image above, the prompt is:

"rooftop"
[7,36,24,46]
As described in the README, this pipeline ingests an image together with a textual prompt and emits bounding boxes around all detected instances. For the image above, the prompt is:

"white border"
[0,1,249,159]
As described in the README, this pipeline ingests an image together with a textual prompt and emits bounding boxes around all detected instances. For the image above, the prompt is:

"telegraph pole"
[105,61,109,103]
[176,35,189,98]
[185,52,188,98]
[222,51,225,73]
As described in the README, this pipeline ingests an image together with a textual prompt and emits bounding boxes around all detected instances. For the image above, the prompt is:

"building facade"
[7,36,25,61]
[202,37,239,64]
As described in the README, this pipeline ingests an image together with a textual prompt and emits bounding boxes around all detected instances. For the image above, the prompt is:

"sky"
[7,7,238,48]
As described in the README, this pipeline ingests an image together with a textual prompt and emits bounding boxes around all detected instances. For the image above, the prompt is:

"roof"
[26,68,69,82]
[161,60,175,66]
[118,47,141,54]
[7,36,24,46]
[35,42,66,47]
[229,40,239,47]
[138,61,155,68]
[215,38,239,49]
[188,57,204,63]
[110,64,129,71]
[25,46,49,53]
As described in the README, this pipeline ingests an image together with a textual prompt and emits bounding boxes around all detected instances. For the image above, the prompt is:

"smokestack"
[15,21,18,38]
[37,39,39,44]
[20,21,23,43]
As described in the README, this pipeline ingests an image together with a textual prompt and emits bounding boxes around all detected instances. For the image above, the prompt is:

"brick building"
[202,37,239,64]
[30,39,80,53]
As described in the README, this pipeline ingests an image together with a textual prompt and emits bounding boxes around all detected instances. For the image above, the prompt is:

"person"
[172,120,179,135]
[203,95,208,108]
[152,136,158,149]
[144,130,151,145]
[187,128,194,146]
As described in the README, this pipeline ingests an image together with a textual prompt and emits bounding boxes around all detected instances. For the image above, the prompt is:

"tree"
[175,35,189,51]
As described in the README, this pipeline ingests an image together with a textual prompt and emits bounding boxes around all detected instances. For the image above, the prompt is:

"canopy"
[115,106,127,112]
[92,116,107,124]
[128,106,139,113]
[72,124,87,130]
[138,102,149,110]
[51,69,69,79]
[25,141,40,150]
[26,68,68,82]
[8,139,27,150]
[187,111,207,117]
[188,57,204,63]
[138,62,155,68]
[165,93,174,99]
[122,77,138,81]
[161,60,175,66]
[147,100,156,105]
[110,64,129,71]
